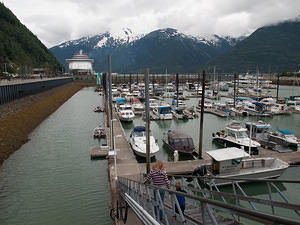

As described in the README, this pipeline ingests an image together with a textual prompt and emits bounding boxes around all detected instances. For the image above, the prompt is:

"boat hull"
[209,166,288,186]
[212,137,259,155]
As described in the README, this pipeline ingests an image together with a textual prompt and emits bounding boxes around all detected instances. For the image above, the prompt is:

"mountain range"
[206,18,300,73]
[51,18,300,74]
[50,28,242,73]
[0,3,62,74]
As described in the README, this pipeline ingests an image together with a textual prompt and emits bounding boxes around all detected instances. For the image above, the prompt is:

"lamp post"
[113,134,122,181]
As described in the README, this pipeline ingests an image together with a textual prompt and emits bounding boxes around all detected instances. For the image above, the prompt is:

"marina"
[1,79,300,225]
[1,1,300,224]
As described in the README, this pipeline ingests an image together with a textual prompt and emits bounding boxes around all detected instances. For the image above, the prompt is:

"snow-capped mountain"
[50,28,242,73]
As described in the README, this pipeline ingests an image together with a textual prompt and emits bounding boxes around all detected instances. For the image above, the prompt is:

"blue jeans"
[153,189,165,219]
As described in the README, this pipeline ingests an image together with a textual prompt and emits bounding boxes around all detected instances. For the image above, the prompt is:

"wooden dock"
[198,108,229,117]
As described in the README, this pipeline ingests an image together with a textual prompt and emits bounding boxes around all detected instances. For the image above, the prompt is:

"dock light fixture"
[114,134,122,181]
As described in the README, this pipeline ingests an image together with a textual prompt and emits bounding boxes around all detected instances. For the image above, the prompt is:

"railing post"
[267,182,275,215]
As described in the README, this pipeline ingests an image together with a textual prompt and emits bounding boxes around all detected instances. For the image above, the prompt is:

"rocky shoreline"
[0,81,94,166]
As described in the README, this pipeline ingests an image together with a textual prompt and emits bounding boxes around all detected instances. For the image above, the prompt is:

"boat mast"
[145,68,151,174]
[249,123,252,155]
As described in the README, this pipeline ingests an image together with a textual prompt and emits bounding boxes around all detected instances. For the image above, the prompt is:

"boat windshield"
[135,131,152,137]
[173,138,194,147]
[236,131,248,138]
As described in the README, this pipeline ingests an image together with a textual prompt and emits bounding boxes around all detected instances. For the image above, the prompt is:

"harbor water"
[0,87,112,225]
[0,85,299,224]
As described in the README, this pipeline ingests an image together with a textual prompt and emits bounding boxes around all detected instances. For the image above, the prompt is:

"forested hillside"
[0,3,62,74]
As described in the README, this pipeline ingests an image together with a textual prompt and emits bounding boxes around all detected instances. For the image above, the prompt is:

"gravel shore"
[0,81,94,166]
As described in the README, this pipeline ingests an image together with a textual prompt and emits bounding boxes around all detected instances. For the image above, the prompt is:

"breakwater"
[0,81,93,166]
[0,77,73,104]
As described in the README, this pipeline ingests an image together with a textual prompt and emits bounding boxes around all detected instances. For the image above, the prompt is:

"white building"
[66,50,94,75]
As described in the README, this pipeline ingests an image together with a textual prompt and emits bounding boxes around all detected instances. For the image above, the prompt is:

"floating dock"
[90,146,109,159]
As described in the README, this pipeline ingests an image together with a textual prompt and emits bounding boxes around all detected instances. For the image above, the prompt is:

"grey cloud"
[5,0,300,47]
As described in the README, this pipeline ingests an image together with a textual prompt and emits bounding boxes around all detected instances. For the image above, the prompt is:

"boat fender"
[174,150,179,162]
[212,133,215,137]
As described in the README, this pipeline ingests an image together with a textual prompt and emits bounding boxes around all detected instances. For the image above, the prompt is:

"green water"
[0,87,112,225]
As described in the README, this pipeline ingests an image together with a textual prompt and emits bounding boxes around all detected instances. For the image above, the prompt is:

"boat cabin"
[167,130,195,153]
[207,147,250,175]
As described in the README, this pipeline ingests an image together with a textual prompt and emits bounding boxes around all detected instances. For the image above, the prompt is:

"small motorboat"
[93,127,106,138]
[268,129,300,150]
[118,104,135,122]
[153,105,173,120]
[162,130,198,156]
[94,106,103,112]
[129,126,159,157]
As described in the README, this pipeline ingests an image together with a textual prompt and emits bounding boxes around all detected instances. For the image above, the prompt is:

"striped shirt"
[144,169,170,189]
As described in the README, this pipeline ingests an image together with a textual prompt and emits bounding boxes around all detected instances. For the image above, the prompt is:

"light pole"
[113,134,122,181]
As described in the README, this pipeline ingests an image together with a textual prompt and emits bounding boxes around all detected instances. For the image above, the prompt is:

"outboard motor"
[186,165,207,182]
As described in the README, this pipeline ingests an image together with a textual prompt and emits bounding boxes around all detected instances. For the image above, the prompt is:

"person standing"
[144,160,170,220]
[175,182,187,215]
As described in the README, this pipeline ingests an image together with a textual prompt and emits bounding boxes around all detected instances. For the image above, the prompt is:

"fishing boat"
[212,121,260,155]
[153,105,173,120]
[162,130,198,155]
[204,147,289,186]
[93,126,106,138]
[118,104,135,122]
[129,126,159,157]
[268,129,300,150]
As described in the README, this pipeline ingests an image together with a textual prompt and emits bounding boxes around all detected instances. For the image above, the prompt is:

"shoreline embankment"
[0,81,94,166]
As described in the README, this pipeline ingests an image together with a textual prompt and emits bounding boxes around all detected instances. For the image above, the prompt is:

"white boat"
[153,105,173,120]
[212,121,261,155]
[129,126,159,157]
[118,104,135,122]
[205,147,289,186]
[149,98,159,110]
[268,129,300,150]
[131,98,144,114]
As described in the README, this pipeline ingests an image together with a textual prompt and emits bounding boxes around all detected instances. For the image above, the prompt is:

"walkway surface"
[0,77,69,86]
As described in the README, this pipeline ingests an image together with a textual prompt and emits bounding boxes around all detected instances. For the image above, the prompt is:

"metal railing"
[117,175,300,225]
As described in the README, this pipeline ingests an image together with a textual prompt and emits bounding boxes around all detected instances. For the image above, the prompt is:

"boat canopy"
[132,99,140,103]
[158,106,171,114]
[255,124,271,129]
[133,126,146,132]
[253,102,265,108]
[278,129,293,135]
[168,130,192,139]
[116,98,126,104]
[236,97,248,102]
[207,147,250,162]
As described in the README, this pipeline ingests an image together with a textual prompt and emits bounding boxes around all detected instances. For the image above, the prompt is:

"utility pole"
[198,70,206,159]
[233,73,237,108]
[108,54,114,150]
[145,68,151,174]
[276,73,280,102]
[129,73,132,93]
[197,72,200,96]
[176,73,179,107]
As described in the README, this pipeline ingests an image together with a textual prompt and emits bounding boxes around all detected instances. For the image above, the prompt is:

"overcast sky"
[4,0,300,47]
